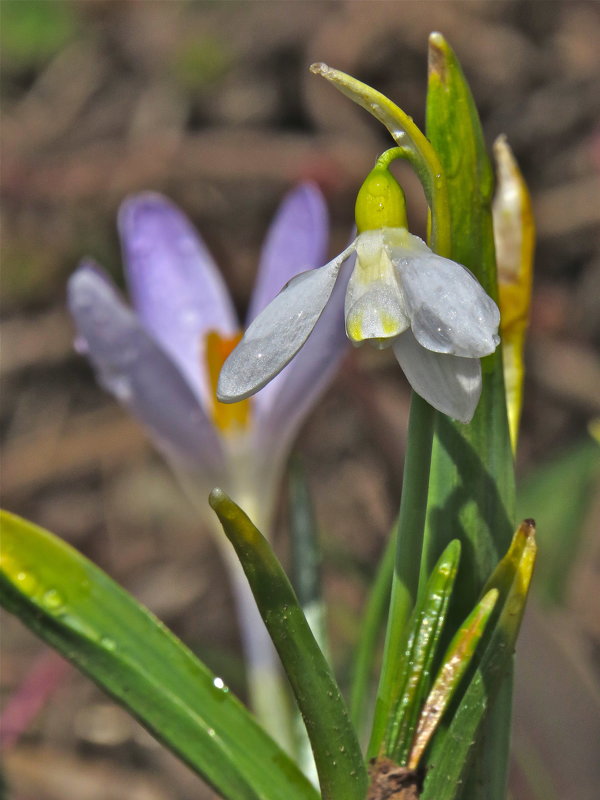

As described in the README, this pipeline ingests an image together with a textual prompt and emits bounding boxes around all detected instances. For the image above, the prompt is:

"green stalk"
[368,394,435,756]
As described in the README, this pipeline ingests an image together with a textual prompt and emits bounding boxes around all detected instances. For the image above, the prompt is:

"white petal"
[345,230,409,345]
[385,229,500,358]
[393,330,482,423]
[217,244,355,402]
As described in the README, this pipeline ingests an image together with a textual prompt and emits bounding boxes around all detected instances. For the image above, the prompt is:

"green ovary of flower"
[355,160,408,234]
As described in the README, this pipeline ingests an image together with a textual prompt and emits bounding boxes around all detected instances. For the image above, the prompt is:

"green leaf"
[0,511,318,800]
[517,436,600,605]
[423,30,514,616]
[209,489,368,800]
[423,33,516,800]
[370,540,461,763]
[422,521,537,800]
[408,588,498,769]
[289,460,328,656]
[349,532,394,738]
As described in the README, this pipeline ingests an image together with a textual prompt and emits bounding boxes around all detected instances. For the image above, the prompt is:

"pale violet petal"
[392,329,482,423]
[385,229,500,358]
[119,193,238,407]
[345,230,409,345]
[217,244,355,402]
[68,261,225,477]
[248,183,328,324]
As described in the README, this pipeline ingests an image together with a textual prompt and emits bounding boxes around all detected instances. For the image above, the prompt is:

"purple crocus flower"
[68,185,349,525]
[68,185,349,753]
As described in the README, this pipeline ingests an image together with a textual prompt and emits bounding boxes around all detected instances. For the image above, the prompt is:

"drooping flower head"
[218,153,500,423]
[68,185,348,523]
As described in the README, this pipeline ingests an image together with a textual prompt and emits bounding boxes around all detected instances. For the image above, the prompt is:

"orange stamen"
[205,330,251,433]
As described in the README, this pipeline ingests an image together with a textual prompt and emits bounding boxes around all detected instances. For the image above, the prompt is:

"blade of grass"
[209,489,368,800]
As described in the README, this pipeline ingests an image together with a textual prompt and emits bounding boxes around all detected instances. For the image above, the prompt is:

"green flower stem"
[368,394,435,757]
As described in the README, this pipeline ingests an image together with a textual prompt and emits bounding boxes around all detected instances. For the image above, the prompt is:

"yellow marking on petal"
[205,330,251,434]
[346,307,400,346]
[381,310,401,336]
[346,313,364,344]
[493,135,535,453]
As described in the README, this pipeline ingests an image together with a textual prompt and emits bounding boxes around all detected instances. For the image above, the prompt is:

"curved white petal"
[217,244,355,402]
[345,230,409,345]
[393,329,482,423]
[253,253,354,464]
[385,229,500,358]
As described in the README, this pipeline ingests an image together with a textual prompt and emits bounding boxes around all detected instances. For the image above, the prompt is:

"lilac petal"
[253,253,354,461]
[392,330,482,423]
[217,244,355,403]
[68,261,225,477]
[118,193,238,407]
[247,183,329,324]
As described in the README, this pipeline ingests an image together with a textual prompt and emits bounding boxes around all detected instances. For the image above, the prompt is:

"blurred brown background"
[1,1,599,799]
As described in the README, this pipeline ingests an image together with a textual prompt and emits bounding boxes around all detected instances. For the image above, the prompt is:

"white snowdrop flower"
[219,159,500,424]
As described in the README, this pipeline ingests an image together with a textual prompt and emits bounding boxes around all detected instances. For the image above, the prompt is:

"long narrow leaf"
[0,511,318,800]
[377,540,461,764]
[423,33,516,800]
[349,531,394,737]
[422,521,537,800]
[517,436,599,605]
[209,489,368,800]
[289,460,328,655]
[408,588,498,769]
